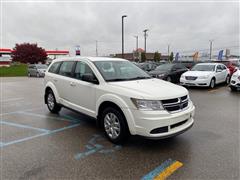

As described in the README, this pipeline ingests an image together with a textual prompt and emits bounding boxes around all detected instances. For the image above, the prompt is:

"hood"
[107,78,188,100]
[182,70,213,76]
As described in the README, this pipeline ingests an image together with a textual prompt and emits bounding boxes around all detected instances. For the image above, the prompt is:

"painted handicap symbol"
[74,134,121,160]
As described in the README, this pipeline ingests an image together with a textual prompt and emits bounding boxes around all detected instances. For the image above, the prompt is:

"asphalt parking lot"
[0,77,239,180]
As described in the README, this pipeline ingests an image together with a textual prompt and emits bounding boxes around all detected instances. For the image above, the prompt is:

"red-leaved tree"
[12,43,47,64]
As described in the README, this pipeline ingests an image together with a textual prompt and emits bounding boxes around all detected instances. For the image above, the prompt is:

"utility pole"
[209,40,214,60]
[143,29,149,53]
[122,15,127,58]
[95,40,98,57]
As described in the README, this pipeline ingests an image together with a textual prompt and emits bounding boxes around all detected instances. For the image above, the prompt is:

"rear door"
[57,61,76,102]
[215,65,225,83]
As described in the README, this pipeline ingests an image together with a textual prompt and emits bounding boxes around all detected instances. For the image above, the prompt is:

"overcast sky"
[1,1,239,56]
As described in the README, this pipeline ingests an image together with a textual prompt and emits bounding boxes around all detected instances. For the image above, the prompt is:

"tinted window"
[221,65,226,70]
[49,62,61,73]
[217,65,222,70]
[74,62,95,81]
[58,61,75,77]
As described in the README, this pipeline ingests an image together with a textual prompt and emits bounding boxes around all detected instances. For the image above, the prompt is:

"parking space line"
[19,111,76,123]
[0,120,50,133]
[1,123,80,148]
[0,98,24,103]
[141,159,183,180]
[0,106,44,116]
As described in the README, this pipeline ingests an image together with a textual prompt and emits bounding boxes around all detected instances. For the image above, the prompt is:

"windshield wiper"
[127,76,152,80]
[107,76,152,82]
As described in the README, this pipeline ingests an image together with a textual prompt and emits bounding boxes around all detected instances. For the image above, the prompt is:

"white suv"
[44,57,195,144]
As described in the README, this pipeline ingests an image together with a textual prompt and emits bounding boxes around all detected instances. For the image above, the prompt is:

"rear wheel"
[46,90,61,113]
[101,107,129,144]
[209,78,215,89]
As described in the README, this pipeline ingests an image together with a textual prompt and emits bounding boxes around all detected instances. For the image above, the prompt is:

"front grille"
[185,76,197,80]
[150,126,168,134]
[162,95,189,113]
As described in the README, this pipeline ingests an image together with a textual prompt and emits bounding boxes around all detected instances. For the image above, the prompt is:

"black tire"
[209,78,215,89]
[46,89,61,113]
[166,76,172,82]
[101,107,129,144]
[230,86,237,91]
[225,75,230,84]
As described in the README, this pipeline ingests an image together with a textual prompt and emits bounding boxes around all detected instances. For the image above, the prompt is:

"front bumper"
[129,102,195,138]
[180,77,210,87]
[230,76,240,88]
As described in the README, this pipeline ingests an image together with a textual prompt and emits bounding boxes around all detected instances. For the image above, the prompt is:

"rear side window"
[49,62,61,74]
[58,61,75,77]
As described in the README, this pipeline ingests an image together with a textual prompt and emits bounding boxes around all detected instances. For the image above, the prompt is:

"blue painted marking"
[60,114,81,123]
[0,142,5,147]
[0,120,50,133]
[0,123,80,148]
[74,134,122,160]
[19,111,75,123]
[141,158,175,180]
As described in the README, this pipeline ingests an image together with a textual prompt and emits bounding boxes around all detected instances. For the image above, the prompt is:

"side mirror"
[82,73,99,84]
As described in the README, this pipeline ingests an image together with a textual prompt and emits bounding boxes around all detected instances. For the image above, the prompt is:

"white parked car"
[230,68,240,91]
[44,57,195,144]
[180,63,230,89]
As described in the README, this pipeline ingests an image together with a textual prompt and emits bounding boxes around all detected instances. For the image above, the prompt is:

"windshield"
[156,64,173,71]
[36,64,48,69]
[93,60,152,82]
[191,64,215,71]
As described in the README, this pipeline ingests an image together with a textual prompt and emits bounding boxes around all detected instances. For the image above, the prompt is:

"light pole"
[134,35,138,50]
[167,44,170,61]
[95,40,98,57]
[122,15,127,58]
[143,29,149,53]
[209,40,214,60]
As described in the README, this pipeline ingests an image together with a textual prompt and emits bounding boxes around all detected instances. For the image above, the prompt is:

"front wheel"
[46,90,61,113]
[209,78,215,89]
[101,107,129,144]
[230,86,237,91]
[225,75,230,84]
[166,76,172,82]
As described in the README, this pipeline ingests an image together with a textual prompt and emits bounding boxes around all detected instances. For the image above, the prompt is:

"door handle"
[70,82,76,87]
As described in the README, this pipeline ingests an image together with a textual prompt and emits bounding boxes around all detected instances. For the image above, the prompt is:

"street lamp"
[133,35,138,50]
[143,29,149,53]
[122,15,127,58]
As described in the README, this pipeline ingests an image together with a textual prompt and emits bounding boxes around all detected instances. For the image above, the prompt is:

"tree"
[169,52,174,62]
[12,43,47,64]
[141,52,146,62]
[153,51,161,62]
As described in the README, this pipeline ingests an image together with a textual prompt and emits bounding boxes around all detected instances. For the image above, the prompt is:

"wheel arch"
[96,95,136,135]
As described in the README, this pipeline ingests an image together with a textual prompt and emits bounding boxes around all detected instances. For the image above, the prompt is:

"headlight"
[131,98,164,111]
[198,75,209,79]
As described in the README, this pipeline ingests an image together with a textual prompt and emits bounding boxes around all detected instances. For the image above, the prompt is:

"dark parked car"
[138,62,158,72]
[149,63,188,83]
[172,61,199,69]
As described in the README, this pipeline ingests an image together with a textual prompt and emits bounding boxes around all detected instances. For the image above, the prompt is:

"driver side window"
[74,62,95,82]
